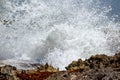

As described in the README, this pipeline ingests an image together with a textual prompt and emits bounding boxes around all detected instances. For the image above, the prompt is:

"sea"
[0,0,120,70]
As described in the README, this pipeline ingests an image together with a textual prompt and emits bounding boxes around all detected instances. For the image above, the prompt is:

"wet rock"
[65,59,90,71]
[16,63,58,80]
[0,65,19,80]
[88,54,110,69]
[1,65,17,75]
[0,52,120,80]
[66,52,120,71]
[37,63,59,72]
[46,71,70,80]
[109,52,120,68]
[46,67,120,80]
[70,74,77,80]
[17,71,54,80]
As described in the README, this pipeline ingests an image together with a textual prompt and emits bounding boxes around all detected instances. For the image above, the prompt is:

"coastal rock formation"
[0,65,19,80]
[0,52,120,80]
[65,59,90,71]
[46,67,120,80]
[46,52,120,80]
[36,63,59,72]
[66,52,120,71]
[17,63,58,80]
[0,64,58,80]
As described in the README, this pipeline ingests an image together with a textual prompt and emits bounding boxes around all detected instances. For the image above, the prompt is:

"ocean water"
[0,0,120,70]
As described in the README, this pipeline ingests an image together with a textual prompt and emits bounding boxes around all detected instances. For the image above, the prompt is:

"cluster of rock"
[0,65,19,80]
[36,63,59,72]
[0,63,58,80]
[66,52,120,71]
[0,52,120,80]
[46,67,120,80]
[46,52,120,80]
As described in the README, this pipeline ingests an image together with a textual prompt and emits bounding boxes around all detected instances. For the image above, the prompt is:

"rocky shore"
[0,52,120,80]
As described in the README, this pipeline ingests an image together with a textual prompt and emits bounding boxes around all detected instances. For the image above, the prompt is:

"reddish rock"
[17,71,55,80]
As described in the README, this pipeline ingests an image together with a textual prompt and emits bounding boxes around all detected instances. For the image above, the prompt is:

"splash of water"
[0,0,120,70]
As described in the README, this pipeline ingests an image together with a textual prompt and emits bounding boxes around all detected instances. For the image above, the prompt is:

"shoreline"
[0,52,120,80]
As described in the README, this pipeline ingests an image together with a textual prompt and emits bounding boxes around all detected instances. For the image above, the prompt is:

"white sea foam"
[0,0,120,70]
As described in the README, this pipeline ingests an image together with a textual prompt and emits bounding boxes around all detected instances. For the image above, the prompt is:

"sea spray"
[0,0,120,70]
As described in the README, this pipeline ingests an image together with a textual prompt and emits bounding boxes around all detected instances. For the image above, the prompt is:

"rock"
[65,59,90,71]
[0,65,19,80]
[0,52,120,80]
[70,75,77,80]
[46,67,120,80]
[0,64,58,80]
[37,63,59,72]
[63,52,120,80]
[88,54,110,69]
[109,52,120,68]
[66,52,120,71]
[1,65,17,75]
[17,71,54,80]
